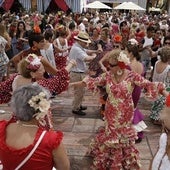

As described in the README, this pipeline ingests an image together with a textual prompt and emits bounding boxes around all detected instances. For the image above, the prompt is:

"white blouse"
[152,61,170,83]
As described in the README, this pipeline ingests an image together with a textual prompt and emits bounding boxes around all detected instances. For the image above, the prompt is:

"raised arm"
[41,57,59,75]
[99,52,110,72]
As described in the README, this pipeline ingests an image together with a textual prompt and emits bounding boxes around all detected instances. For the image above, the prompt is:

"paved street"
[0,88,162,170]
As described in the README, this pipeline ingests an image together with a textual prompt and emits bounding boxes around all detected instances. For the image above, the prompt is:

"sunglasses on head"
[109,63,118,67]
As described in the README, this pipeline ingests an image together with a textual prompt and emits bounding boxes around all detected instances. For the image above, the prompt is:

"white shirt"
[40,43,56,67]
[69,42,87,73]
[143,36,153,48]
[152,61,170,83]
[78,23,86,32]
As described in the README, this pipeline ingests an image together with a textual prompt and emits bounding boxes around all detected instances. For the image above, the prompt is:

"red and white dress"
[54,38,69,70]
[0,68,69,104]
[85,71,165,170]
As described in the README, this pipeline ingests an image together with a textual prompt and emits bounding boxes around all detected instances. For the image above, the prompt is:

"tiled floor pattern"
[0,88,162,170]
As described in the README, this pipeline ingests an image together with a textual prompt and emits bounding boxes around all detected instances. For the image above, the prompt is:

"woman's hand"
[69,59,76,67]
[82,76,89,84]
[69,81,86,88]
[65,59,76,72]
[162,90,169,97]
[97,49,103,54]
[100,64,107,72]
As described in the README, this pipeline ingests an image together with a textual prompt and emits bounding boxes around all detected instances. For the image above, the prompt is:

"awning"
[114,2,146,11]
[54,0,69,12]
[1,0,14,11]
[84,1,112,9]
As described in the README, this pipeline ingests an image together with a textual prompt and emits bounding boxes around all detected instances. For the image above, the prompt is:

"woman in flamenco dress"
[70,49,168,169]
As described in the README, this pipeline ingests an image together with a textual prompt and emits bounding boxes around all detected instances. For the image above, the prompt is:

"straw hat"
[74,31,91,43]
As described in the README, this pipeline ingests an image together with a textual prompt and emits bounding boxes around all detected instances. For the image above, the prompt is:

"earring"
[117,69,123,76]
[31,46,37,51]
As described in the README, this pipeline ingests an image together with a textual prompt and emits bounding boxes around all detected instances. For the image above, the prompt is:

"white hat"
[74,31,91,43]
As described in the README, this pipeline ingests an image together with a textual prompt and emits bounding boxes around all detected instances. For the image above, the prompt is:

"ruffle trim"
[90,127,137,150]
[50,131,63,150]
[89,127,140,169]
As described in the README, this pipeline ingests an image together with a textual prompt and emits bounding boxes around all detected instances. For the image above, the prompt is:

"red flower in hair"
[117,52,130,69]
[33,25,41,34]
[118,61,127,69]
[113,34,122,43]
[166,94,170,107]
[27,64,40,71]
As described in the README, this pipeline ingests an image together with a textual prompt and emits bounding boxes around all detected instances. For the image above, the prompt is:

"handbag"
[15,130,46,170]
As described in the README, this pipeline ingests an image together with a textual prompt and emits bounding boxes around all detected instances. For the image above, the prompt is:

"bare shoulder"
[131,62,143,75]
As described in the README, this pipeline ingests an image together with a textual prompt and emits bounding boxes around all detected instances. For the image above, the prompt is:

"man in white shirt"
[69,31,96,115]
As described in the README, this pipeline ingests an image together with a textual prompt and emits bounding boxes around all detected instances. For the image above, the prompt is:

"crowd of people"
[0,8,170,169]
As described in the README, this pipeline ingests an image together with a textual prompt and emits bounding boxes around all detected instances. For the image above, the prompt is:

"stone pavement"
[0,88,162,170]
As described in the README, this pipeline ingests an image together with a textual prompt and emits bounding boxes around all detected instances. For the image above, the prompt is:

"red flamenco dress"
[85,71,165,170]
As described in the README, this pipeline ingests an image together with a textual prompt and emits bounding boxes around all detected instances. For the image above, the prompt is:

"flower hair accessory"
[113,34,122,43]
[28,92,51,121]
[117,51,130,69]
[25,53,41,71]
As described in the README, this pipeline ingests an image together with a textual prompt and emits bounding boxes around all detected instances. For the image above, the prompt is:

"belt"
[71,71,85,74]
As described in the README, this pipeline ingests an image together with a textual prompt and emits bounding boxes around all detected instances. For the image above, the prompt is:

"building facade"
[88,0,170,14]
[1,0,169,14]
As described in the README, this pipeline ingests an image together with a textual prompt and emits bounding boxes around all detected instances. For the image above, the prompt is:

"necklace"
[16,121,38,128]
[113,72,124,83]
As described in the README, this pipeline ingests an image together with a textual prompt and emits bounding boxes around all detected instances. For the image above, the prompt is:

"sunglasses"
[164,42,170,45]
[109,63,118,67]
[113,45,120,48]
